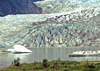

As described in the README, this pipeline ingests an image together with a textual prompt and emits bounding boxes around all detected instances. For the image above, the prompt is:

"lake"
[0,47,100,68]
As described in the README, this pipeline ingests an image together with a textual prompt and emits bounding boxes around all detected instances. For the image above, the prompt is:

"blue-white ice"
[0,0,100,48]
[7,45,32,52]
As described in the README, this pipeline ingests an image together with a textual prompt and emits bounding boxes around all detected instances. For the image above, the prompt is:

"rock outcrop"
[0,0,42,16]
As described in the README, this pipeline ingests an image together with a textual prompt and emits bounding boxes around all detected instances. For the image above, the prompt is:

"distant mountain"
[0,0,42,16]
[30,0,43,2]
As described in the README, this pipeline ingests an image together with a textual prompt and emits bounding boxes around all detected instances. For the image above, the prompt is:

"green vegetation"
[12,58,20,66]
[2,58,100,71]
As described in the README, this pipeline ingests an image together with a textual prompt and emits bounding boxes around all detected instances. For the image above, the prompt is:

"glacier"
[34,0,100,13]
[0,0,100,48]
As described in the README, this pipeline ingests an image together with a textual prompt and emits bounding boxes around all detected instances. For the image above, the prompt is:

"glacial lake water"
[0,47,100,68]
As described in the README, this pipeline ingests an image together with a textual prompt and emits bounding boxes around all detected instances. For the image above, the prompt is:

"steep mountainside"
[0,0,42,16]
[30,0,43,2]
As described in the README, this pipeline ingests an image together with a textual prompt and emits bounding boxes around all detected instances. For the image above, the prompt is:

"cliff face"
[0,0,42,16]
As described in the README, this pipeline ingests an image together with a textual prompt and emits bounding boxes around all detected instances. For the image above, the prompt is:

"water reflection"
[8,52,32,63]
[69,56,100,61]
[1,47,100,68]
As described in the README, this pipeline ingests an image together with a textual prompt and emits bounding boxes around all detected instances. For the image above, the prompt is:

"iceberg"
[6,45,32,53]
[69,50,100,57]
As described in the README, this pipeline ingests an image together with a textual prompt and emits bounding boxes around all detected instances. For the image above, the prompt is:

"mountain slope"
[30,0,43,2]
[0,0,42,16]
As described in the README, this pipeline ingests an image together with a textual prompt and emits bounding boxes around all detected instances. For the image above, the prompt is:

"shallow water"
[0,47,100,68]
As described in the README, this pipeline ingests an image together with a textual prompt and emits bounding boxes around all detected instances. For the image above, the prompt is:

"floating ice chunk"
[13,45,32,53]
[97,50,100,53]
[6,45,32,53]
[7,49,14,52]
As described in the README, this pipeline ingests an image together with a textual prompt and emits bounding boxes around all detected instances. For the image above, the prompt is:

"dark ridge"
[30,0,43,2]
[0,0,42,17]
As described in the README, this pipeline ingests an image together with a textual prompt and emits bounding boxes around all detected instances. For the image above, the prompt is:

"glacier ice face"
[0,0,100,48]
[0,11,100,48]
